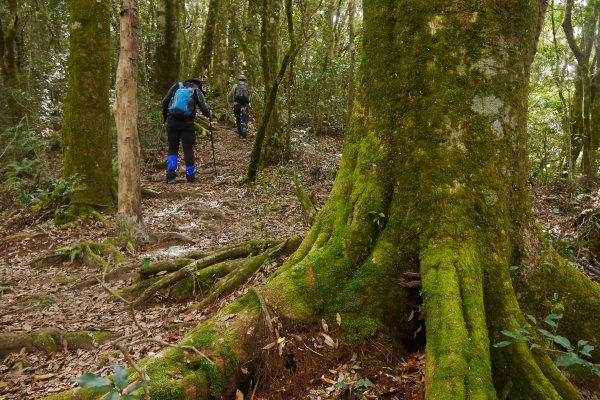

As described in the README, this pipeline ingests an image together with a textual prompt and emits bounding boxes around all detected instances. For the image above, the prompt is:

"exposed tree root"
[129,236,302,308]
[55,203,109,226]
[34,240,124,269]
[0,293,57,317]
[0,328,114,356]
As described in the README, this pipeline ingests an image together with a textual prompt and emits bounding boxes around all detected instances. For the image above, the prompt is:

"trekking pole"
[209,114,217,176]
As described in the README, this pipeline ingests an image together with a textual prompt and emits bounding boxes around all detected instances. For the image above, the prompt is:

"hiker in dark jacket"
[162,78,211,183]
[227,75,251,139]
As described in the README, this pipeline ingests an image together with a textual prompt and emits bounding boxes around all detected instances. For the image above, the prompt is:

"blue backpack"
[168,83,195,117]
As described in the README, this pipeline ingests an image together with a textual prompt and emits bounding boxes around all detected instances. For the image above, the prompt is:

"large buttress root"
[421,234,584,400]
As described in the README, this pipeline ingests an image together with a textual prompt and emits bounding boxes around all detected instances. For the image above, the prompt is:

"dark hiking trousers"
[167,117,196,174]
[233,103,248,138]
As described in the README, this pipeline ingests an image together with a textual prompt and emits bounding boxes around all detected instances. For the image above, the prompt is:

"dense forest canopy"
[1,0,600,399]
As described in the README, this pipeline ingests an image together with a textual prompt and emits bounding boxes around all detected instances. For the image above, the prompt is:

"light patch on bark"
[491,120,504,137]
[471,57,499,79]
[471,95,504,116]
[428,16,444,35]
[502,106,517,129]
[483,190,498,205]
[72,21,81,29]
[445,123,466,151]
[449,180,465,193]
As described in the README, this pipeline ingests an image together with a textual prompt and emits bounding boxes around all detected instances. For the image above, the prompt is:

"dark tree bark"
[193,0,218,77]
[154,0,181,95]
[1,0,23,121]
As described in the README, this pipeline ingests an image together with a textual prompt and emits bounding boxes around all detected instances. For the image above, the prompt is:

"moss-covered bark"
[61,0,114,213]
[193,0,218,77]
[0,0,23,121]
[154,0,181,95]
[260,0,590,398]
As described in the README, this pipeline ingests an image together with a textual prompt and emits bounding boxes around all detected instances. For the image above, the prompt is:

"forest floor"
[0,120,599,399]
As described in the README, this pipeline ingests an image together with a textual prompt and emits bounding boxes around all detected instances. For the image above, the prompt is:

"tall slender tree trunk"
[193,0,218,77]
[346,0,356,123]
[571,72,584,166]
[562,0,599,178]
[1,0,23,122]
[61,0,114,219]
[260,0,284,164]
[115,0,150,243]
[154,0,181,95]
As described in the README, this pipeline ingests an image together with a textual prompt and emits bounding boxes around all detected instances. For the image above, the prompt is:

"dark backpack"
[234,83,250,104]
[168,83,195,117]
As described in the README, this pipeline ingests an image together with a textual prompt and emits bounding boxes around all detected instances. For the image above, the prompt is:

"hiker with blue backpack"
[162,78,211,183]
[227,75,251,139]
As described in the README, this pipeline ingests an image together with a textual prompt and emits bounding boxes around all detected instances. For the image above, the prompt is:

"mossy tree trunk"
[193,0,218,78]
[61,0,114,218]
[264,0,589,398]
[154,0,181,95]
[259,0,284,165]
[115,0,150,243]
[247,0,297,182]
[346,0,356,122]
[1,0,24,122]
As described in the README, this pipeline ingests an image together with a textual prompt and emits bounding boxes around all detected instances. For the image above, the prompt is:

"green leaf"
[592,367,600,377]
[530,343,541,350]
[500,330,517,339]
[577,340,589,348]
[526,315,537,325]
[493,341,512,348]
[106,392,122,400]
[141,257,151,268]
[355,378,377,389]
[580,344,594,357]
[333,382,349,389]
[537,328,555,339]
[543,313,562,327]
[354,391,364,398]
[75,373,112,389]
[113,364,128,392]
[122,396,140,400]
[552,335,572,351]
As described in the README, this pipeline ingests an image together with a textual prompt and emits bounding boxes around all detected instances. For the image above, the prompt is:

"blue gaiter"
[167,155,178,171]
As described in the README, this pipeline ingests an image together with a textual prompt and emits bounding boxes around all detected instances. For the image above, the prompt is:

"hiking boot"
[164,170,176,184]
[186,173,196,183]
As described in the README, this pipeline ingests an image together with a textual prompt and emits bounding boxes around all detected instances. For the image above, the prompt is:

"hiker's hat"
[186,78,206,94]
